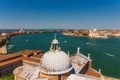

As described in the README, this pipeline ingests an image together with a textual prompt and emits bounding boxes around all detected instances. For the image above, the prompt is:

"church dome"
[40,37,72,74]
[41,50,70,71]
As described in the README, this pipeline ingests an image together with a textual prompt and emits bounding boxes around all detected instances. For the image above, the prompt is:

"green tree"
[1,73,14,80]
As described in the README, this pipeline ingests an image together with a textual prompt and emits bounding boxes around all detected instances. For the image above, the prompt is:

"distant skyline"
[0,0,120,29]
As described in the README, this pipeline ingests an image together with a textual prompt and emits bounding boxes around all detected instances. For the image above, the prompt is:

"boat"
[7,44,16,50]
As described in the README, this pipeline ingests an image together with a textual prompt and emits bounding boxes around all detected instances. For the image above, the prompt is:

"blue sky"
[0,0,120,29]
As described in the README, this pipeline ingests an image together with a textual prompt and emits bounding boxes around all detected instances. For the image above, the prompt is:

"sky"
[0,0,120,29]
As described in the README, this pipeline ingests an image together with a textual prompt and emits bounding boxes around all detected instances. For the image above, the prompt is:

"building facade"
[0,50,43,77]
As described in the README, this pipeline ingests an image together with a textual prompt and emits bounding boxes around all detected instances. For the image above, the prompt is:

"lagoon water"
[8,32,120,78]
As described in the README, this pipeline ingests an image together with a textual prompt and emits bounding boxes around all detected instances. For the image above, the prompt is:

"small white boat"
[7,44,16,50]
[64,40,67,43]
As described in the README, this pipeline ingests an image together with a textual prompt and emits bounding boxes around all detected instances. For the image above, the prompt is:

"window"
[58,75,61,80]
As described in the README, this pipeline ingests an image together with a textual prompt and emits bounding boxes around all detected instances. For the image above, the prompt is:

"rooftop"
[70,53,89,73]
[14,65,49,80]
[67,74,101,80]
[0,50,43,66]
[0,57,23,66]
[0,52,22,62]
[23,57,40,65]
[14,65,40,80]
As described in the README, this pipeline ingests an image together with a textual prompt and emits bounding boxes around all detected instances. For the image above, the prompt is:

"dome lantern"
[50,34,60,51]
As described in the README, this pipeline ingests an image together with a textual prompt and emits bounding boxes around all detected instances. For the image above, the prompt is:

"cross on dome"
[54,33,57,39]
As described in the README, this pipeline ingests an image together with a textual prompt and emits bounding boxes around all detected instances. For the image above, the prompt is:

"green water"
[8,32,120,78]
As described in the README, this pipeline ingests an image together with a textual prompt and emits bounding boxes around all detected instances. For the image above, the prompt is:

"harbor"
[0,31,119,78]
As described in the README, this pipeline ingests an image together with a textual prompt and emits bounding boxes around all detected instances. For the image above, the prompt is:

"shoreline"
[62,29,120,38]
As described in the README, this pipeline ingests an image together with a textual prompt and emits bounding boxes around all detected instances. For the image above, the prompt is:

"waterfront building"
[0,33,7,54]
[1,33,7,37]
[0,44,7,54]
[88,28,108,38]
[13,37,102,80]
[0,50,43,77]
[19,29,25,33]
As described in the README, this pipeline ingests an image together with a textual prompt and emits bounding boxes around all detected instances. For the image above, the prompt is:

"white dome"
[2,33,6,36]
[52,39,59,44]
[41,51,71,71]
[93,28,97,32]
[40,38,72,74]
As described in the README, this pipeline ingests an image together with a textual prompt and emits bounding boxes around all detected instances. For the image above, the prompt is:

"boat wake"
[102,52,114,57]
[64,40,67,43]
[25,39,29,42]
[86,42,96,46]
